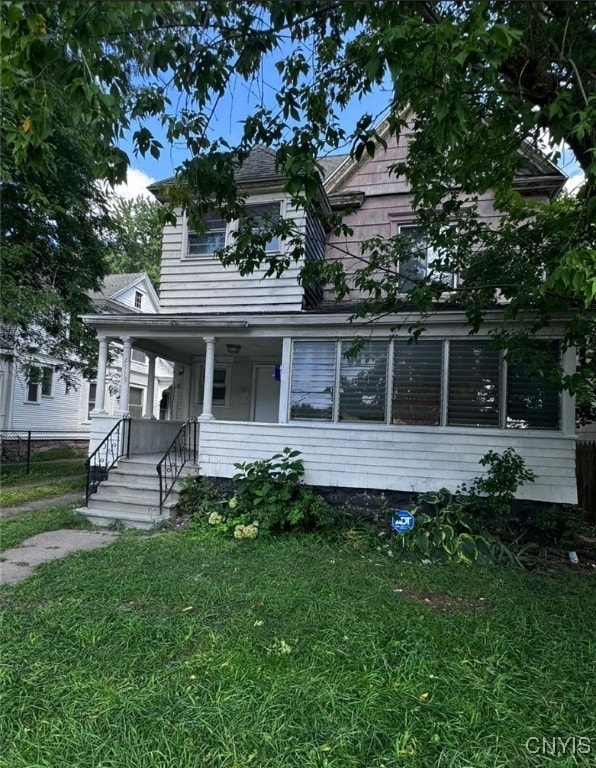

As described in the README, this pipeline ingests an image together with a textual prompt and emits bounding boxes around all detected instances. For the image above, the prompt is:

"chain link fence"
[0,429,89,481]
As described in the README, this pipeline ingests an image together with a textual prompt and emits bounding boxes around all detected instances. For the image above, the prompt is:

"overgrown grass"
[0,527,594,767]
[0,477,86,508]
[1,457,86,485]
[0,504,91,550]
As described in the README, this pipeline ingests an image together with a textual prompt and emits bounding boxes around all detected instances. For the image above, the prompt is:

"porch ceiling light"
[226,344,242,354]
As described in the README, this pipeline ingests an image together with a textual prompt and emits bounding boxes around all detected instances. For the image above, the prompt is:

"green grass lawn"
[0,477,86,509]
[0,504,91,550]
[0,524,594,768]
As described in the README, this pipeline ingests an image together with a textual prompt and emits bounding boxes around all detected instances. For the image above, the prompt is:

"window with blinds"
[339,341,388,422]
[507,345,560,429]
[448,341,500,427]
[187,211,227,257]
[290,341,336,420]
[393,340,443,425]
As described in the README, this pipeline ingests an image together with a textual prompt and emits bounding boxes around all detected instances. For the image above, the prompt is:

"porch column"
[92,336,109,414]
[278,337,292,423]
[199,336,216,421]
[143,353,157,419]
[118,336,133,415]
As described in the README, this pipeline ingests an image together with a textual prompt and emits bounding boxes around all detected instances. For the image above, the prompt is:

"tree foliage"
[0,101,109,383]
[105,197,163,289]
[1,1,595,401]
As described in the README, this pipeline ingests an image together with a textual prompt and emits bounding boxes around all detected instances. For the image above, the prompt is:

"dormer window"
[187,212,227,257]
[134,290,143,309]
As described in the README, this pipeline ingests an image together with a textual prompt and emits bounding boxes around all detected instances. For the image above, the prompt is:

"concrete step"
[86,496,176,519]
[76,506,165,531]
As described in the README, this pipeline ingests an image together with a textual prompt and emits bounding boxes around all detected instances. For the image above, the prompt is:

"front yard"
[0,515,594,767]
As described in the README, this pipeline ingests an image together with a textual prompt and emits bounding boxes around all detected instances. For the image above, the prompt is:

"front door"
[252,365,280,423]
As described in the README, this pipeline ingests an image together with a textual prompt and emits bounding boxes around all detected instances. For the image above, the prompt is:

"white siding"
[159,198,306,314]
[198,421,577,505]
[8,366,88,432]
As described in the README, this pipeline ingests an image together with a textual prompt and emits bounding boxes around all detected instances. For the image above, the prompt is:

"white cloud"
[112,167,157,201]
[564,171,585,196]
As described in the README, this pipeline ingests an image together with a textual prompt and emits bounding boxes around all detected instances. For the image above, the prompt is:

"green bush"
[177,449,344,539]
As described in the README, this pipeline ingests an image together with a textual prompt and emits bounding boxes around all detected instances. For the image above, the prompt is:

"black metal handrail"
[85,418,131,500]
[157,420,197,512]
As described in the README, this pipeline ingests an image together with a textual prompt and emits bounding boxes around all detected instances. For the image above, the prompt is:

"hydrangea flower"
[208,511,224,526]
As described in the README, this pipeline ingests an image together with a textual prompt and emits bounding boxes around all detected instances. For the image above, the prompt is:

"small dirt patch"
[397,587,491,615]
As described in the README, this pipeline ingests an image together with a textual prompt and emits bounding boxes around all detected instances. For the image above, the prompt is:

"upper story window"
[187,212,227,257]
[242,202,281,253]
[131,349,147,364]
[398,225,455,291]
[134,290,143,309]
[185,202,282,259]
[25,366,53,403]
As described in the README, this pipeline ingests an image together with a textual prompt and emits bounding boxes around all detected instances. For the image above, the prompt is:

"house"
[79,131,577,529]
[0,273,172,437]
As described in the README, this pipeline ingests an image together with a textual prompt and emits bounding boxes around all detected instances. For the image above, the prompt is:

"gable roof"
[323,116,566,198]
[88,273,160,314]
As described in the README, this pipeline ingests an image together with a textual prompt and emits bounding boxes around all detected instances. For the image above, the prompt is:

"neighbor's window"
[87,382,96,419]
[242,202,281,252]
[448,341,500,427]
[187,212,227,257]
[339,341,388,422]
[506,344,560,429]
[290,341,336,420]
[398,225,454,291]
[131,349,147,364]
[393,340,443,425]
[134,290,143,309]
[25,366,53,403]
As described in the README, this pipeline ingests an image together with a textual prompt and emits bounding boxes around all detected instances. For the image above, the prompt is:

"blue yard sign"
[391,509,415,534]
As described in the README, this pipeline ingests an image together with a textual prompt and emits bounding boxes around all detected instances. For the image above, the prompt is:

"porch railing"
[157,420,198,512]
[85,417,131,501]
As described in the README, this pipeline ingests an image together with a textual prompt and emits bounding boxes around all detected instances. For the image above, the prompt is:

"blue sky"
[114,81,584,200]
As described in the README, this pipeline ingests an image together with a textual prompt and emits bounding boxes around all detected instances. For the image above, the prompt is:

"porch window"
[129,386,144,419]
[199,366,229,407]
[187,212,227,257]
[393,340,443,425]
[448,341,500,427]
[290,341,335,420]
[339,341,387,422]
[242,202,281,252]
[398,225,454,291]
[506,344,560,429]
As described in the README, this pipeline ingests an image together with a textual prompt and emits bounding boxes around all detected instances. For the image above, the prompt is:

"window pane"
[339,341,387,422]
[290,341,335,420]
[448,341,500,427]
[131,349,147,363]
[87,383,96,419]
[507,345,560,429]
[398,226,427,291]
[41,367,53,397]
[129,386,144,419]
[244,202,280,252]
[393,341,442,425]
[26,366,40,402]
[188,212,226,255]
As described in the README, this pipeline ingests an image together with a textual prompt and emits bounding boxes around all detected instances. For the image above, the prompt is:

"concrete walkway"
[0,530,119,586]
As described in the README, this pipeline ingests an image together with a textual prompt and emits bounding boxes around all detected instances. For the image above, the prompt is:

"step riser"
[97,487,181,504]
[87,498,176,518]
[78,508,162,531]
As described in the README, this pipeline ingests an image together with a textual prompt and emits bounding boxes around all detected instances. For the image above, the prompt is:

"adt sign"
[391,509,415,534]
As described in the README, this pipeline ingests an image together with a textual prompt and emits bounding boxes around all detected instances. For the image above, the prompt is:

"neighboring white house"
[0,272,173,433]
[81,133,578,529]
